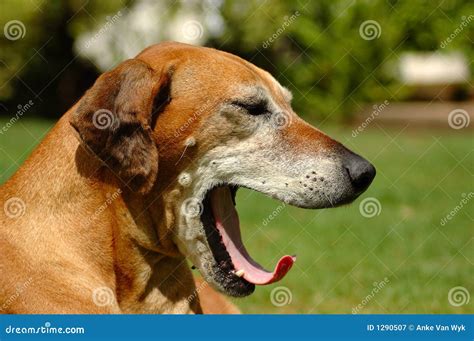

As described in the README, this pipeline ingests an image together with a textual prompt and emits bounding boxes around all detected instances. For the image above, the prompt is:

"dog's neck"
[4,113,200,313]
[106,186,201,314]
[101,189,199,314]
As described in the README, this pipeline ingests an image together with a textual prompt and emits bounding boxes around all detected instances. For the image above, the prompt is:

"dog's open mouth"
[201,185,296,296]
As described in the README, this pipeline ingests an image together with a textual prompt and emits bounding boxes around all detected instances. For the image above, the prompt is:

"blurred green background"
[0,0,472,314]
[1,0,473,119]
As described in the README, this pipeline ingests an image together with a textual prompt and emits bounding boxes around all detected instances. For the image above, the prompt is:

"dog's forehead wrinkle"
[176,55,262,91]
[233,85,268,102]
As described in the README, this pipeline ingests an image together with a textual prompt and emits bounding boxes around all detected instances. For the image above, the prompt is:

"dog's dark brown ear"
[70,59,170,193]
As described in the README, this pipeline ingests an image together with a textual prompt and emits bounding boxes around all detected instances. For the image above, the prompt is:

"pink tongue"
[210,187,295,285]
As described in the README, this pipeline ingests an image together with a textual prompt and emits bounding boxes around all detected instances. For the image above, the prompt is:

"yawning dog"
[0,42,375,313]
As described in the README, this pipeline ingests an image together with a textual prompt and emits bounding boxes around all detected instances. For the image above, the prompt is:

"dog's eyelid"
[229,99,270,116]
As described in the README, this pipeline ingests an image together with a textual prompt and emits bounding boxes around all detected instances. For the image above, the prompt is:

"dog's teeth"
[235,269,245,277]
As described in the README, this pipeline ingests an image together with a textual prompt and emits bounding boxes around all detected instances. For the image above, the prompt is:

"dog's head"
[71,42,375,297]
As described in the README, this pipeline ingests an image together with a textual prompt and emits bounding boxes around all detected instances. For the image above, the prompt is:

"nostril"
[344,166,352,180]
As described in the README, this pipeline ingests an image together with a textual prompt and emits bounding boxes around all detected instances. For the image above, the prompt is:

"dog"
[0,42,375,314]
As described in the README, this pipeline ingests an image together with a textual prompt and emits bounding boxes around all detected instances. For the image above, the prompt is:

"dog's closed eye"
[230,100,270,116]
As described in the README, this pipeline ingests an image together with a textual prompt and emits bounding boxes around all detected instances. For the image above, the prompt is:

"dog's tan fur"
[0,42,346,314]
[0,43,288,314]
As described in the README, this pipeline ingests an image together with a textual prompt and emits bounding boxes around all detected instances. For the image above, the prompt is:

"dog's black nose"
[344,152,376,193]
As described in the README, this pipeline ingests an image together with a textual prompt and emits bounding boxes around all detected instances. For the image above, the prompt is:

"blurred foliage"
[212,0,474,120]
[0,0,473,120]
[0,0,126,117]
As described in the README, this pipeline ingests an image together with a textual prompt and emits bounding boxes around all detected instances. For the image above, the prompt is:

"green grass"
[0,118,55,182]
[1,117,472,314]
